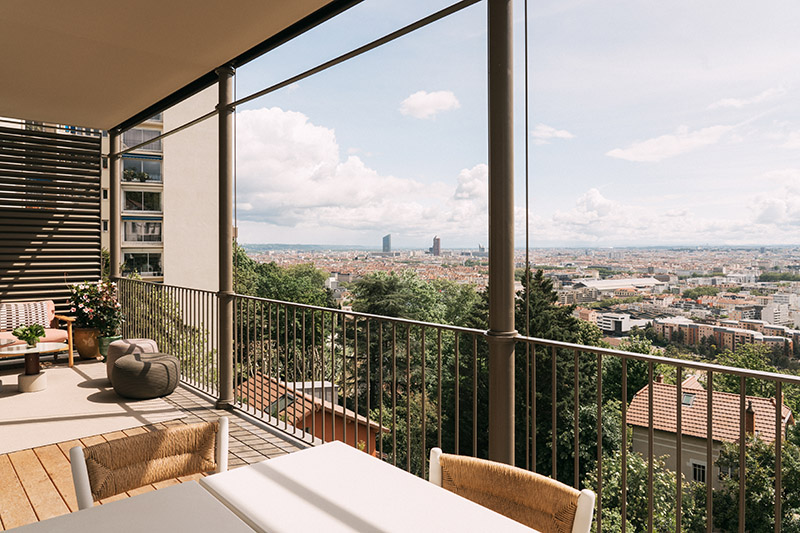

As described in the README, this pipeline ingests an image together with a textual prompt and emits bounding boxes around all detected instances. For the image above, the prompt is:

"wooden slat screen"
[0,125,101,313]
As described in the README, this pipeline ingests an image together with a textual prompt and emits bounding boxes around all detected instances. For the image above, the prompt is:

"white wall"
[162,86,219,291]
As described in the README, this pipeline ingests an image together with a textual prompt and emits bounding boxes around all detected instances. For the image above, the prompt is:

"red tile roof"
[627,376,793,444]
[238,374,385,431]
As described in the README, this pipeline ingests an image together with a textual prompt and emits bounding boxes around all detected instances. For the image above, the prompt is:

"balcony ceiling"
[0,0,338,131]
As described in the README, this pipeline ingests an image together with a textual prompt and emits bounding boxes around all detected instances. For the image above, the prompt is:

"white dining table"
[10,482,255,533]
[199,440,536,532]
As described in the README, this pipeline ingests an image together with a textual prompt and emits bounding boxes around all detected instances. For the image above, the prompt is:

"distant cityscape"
[244,241,800,349]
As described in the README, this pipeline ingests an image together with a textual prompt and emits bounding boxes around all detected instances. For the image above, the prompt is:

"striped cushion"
[0,301,53,331]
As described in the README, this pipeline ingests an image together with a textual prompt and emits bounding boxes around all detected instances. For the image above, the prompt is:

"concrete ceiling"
[0,0,339,130]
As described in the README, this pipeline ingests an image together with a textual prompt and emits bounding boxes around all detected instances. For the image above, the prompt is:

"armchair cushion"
[0,300,55,330]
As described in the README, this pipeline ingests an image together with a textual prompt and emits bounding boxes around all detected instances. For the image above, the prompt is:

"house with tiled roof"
[238,374,387,456]
[627,375,794,489]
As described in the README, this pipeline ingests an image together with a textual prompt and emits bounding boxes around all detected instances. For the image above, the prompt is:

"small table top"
[10,482,255,533]
[200,440,535,533]
[0,342,68,355]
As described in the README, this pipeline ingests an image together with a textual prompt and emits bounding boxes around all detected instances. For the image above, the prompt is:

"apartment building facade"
[101,88,218,291]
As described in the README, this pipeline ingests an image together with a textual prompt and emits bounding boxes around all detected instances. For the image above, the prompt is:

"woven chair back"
[439,453,580,533]
[83,421,219,501]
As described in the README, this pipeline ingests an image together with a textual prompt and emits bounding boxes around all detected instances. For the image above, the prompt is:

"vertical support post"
[487,0,516,464]
[217,65,235,409]
[109,130,121,280]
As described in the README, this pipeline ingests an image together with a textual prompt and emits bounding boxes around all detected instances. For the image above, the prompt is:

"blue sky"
[232,0,800,249]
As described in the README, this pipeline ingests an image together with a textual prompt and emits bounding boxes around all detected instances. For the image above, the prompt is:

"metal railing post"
[216,65,235,409]
[487,0,516,464]
[109,130,121,279]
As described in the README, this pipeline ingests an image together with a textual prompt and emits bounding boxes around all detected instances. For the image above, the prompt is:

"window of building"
[122,252,163,277]
[122,156,162,182]
[124,191,161,212]
[267,393,295,419]
[102,220,108,232]
[682,393,695,406]
[102,188,108,200]
[149,113,163,122]
[692,462,706,483]
[122,128,161,152]
[123,219,162,242]
[718,464,735,480]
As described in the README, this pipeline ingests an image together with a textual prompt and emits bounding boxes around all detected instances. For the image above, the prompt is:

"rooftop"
[627,376,794,444]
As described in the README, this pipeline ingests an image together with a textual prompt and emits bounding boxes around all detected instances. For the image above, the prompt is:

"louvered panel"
[0,126,102,314]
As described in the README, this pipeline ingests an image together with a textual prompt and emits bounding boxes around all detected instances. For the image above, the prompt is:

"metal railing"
[118,278,219,396]
[119,278,798,532]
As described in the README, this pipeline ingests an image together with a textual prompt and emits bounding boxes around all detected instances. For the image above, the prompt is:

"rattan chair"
[429,448,595,533]
[70,417,229,509]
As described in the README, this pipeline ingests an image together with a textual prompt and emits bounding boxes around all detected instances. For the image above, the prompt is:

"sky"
[230,0,800,249]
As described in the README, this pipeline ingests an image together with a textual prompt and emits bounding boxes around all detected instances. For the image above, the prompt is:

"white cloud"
[782,131,800,149]
[606,125,733,162]
[530,123,575,145]
[708,86,786,110]
[235,107,486,245]
[399,90,460,119]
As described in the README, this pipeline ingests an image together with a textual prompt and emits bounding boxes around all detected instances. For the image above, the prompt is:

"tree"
[586,449,705,533]
[714,436,800,533]
[516,268,608,480]
[603,335,656,405]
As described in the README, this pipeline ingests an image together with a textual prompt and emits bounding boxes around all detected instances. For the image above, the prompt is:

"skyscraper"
[383,234,391,253]
[432,236,441,256]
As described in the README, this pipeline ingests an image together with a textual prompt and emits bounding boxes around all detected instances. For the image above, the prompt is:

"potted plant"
[95,280,124,358]
[69,280,125,359]
[12,323,45,347]
[12,323,47,376]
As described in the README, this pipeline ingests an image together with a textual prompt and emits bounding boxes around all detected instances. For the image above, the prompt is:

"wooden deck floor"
[0,386,305,530]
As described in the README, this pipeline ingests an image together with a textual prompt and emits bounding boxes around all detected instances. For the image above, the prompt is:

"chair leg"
[67,321,74,367]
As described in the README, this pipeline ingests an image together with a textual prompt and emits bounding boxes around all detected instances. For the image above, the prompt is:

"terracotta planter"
[74,327,100,359]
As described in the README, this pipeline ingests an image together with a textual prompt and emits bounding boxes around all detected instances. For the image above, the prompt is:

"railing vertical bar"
[366,318,372,454]
[648,361,654,533]
[366,319,371,455]
[259,301,265,420]
[526,340,530,471]
[407,325,412,471]
[302,309,307,436]
[311,309,317,441]
[292,306,298,432]
[551,345,557,478]
[532,343,536,471]
[392,322,397,466]
[455,331,460,455]
[573,348,579,489]
[311,311,322,442]
[706,370,713,533]
[776,380,782,533]
[342,314,347,447]
[283,304,289,424]
[267,303,273,421]
[379,321,384,459]
[421,327,426,478]
[437,329,442,450]
[739,375,746,533]
[596,351,603,533]
[473,334,478,457]
[354,317,359,449]
[331,313,336,443]
[621,357,627,533]
[247,297,253,413]
[676,366,683,533]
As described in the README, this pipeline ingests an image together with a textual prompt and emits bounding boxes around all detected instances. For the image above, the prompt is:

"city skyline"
[232,0,800,248]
